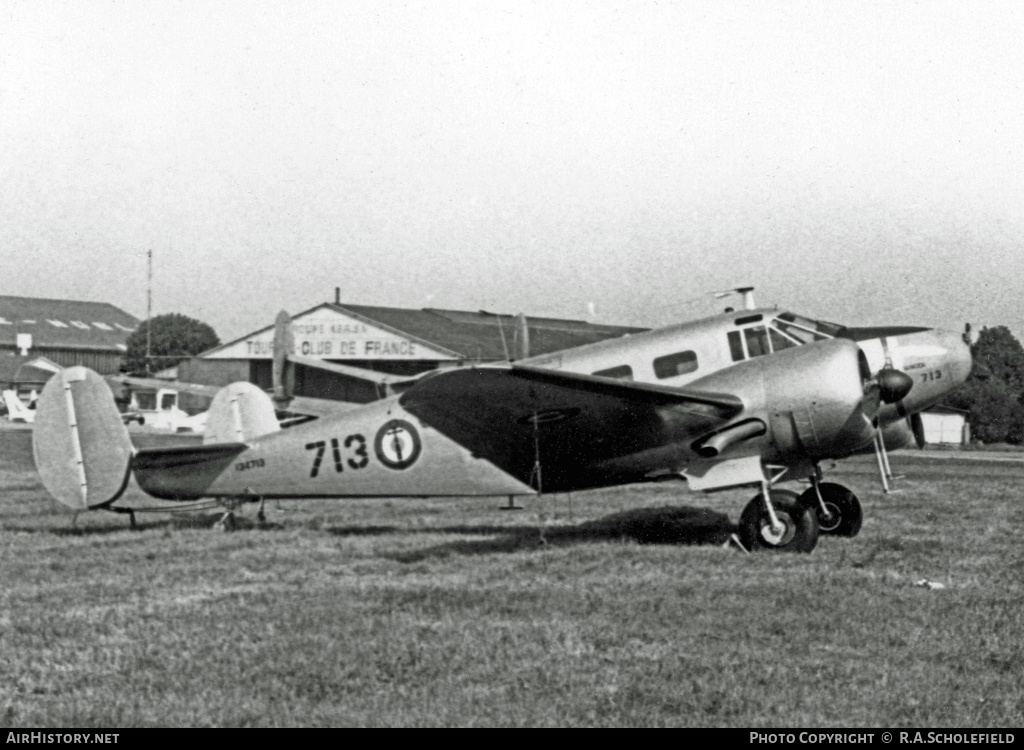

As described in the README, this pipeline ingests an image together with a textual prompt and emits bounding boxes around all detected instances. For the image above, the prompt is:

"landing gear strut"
[738,487,819,553]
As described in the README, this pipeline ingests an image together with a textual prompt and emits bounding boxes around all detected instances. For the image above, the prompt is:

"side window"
[744,326,770,358]
[653,351,698,379]
[728,330,745,362]
[160,393,177,410]
[592,365,634,380]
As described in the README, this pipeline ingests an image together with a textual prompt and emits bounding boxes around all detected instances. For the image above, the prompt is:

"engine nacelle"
[878,413,925,451]
[687,338,879,462]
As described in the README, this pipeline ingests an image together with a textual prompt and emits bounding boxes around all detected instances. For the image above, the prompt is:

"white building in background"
[920,406,969,445]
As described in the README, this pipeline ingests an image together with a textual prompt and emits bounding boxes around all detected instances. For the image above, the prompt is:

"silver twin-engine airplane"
[33,296,971,553]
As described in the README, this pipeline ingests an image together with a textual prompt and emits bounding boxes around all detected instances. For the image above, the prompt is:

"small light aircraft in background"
[110,377,210,432]
[3,390,36,424]
[32,292,971,553]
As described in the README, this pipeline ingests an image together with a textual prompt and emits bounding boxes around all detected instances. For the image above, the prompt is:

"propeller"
[875,368,914,405]
[859,356,913,425]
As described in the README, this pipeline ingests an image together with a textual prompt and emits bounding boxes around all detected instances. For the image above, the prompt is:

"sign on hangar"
[204,305,460,362]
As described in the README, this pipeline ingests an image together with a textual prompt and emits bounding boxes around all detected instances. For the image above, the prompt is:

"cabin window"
[593,365,634,380]
[744,326,770,358]
[728,330,745,362]
[136,393,156,410]
[160,393,177,410]
[653,350,698,379]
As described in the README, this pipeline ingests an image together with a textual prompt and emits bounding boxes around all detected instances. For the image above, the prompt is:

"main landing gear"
[736,468,863,553]
[797,480,863,538]
[738,488,819,553]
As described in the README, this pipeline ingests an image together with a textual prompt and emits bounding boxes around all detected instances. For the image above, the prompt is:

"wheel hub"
[817,502,841,532]
[759,514,796,546]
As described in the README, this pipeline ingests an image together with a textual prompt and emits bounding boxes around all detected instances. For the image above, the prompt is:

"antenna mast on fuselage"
[714,286,756,311]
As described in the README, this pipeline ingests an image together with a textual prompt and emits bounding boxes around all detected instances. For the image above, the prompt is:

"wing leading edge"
[400,364,745,492]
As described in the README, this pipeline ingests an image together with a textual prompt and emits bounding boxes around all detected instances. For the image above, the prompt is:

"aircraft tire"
[739,490,819,553]
[798,483,862,538]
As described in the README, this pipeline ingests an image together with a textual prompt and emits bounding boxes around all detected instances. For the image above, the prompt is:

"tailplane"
[33,367,134,509]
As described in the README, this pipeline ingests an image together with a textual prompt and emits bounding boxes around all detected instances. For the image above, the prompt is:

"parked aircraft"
[32,298,971,553]
[112,378,209,433]
[3,390,36,424]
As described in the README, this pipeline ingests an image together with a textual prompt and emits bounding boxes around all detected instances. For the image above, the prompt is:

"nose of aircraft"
[936,327,973,386]
[892,327,973,412]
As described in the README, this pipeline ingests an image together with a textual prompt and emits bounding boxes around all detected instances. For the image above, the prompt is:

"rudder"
[33,367,134,510]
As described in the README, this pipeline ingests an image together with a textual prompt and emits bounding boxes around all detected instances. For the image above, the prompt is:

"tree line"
[942,326,1024,444]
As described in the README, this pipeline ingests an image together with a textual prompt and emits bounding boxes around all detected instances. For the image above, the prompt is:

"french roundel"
[374,419,422,470]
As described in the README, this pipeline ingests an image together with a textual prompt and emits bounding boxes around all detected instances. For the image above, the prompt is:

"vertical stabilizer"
[33,367,134,509]
[272,310,294,404]
[204,382,281,445]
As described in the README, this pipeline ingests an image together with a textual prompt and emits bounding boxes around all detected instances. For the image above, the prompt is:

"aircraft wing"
[400,364,745,492]
[287,354,413,389]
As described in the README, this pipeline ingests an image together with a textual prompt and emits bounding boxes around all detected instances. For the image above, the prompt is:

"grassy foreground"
[1,432,1022,727]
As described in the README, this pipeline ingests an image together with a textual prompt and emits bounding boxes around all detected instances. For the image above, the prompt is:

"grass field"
[1,428,1022,727]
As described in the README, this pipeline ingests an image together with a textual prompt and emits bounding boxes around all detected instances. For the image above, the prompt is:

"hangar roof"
[338,304,647,360]
[0,296,139,352]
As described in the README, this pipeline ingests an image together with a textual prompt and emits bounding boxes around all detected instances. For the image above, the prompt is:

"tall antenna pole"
[146,249,152,375]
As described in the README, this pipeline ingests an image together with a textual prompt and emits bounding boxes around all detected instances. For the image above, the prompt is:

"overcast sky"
[2,1,1022,342]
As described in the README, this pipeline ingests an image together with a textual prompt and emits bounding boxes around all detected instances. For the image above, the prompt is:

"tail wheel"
[739,490,819,553]
[799,483,863,538]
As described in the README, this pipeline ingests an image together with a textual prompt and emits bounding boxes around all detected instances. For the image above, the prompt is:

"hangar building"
[181,301,646,403]
[0,296,139,388]
[920,405,970,446]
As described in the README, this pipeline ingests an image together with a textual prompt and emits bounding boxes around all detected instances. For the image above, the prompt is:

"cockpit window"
[772,320,821,345]
[744,326,770,358]
[769,327,796,352]
[775,312,843,338]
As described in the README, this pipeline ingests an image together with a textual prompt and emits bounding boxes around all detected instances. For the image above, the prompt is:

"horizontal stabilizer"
[132,442,248,471]
[33,367,133,509]
[132,442,248,500]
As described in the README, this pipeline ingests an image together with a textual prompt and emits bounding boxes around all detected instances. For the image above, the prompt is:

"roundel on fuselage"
[374,419,422,470]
